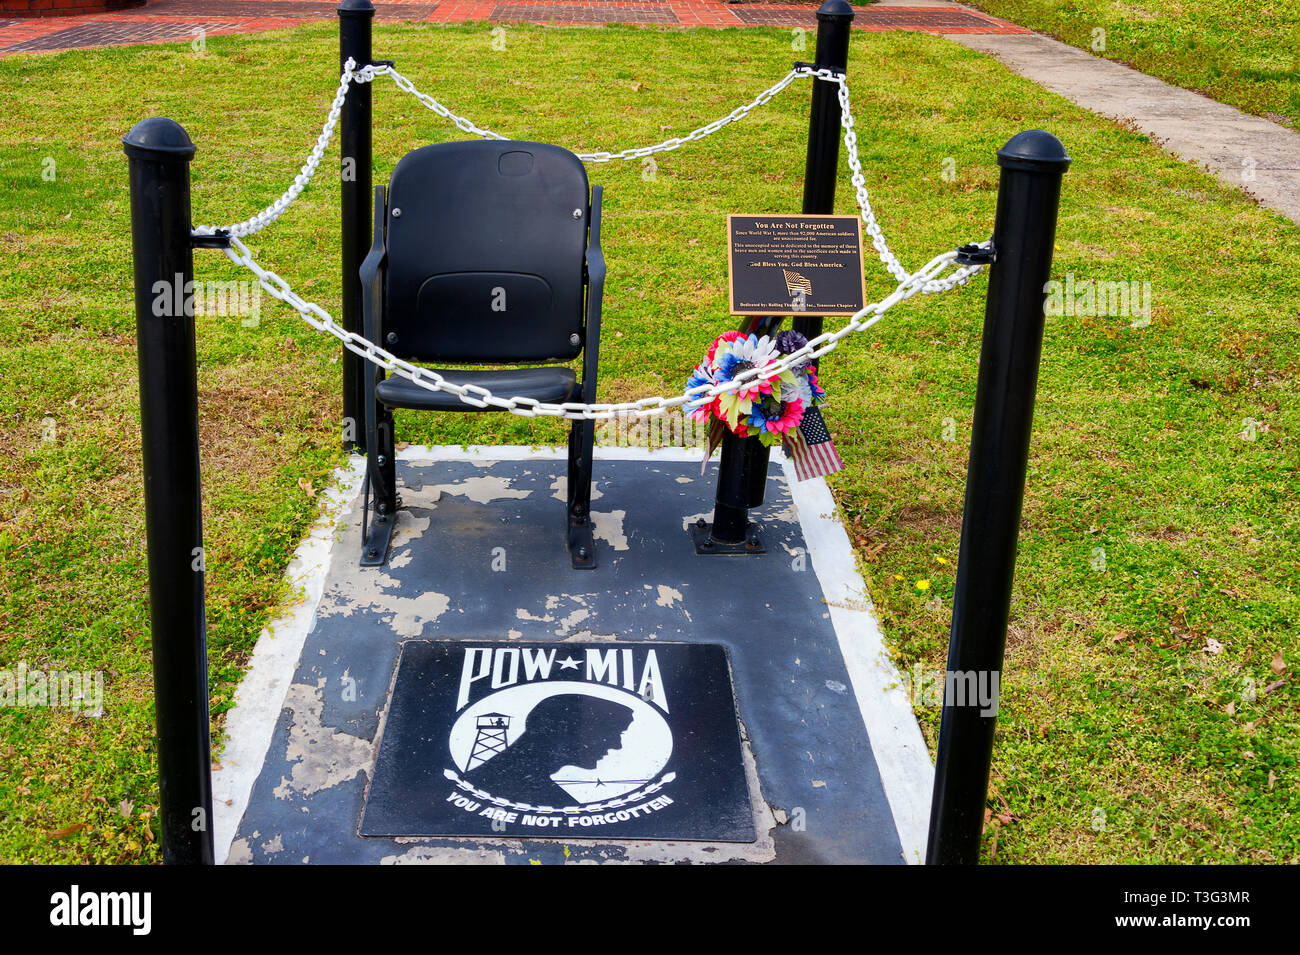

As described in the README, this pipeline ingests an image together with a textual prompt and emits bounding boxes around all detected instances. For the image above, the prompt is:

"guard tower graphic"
[466,713,511,770]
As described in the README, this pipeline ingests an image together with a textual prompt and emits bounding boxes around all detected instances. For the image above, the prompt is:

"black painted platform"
[227,453,906,864]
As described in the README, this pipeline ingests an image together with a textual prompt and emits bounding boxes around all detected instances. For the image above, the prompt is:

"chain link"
[361,61,972,285]
[194,59,807,245]
[222,232,981,420]
[376,63,510,141]
[198,60,990,419]
[353,62,809,163]
[445,768,676,815]
[194,60,372,240]
[195,60,983,287]
[572,68,805,163]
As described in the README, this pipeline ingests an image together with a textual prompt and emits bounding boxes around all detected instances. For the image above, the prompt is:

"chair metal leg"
[566,418,596,570]
[361,407,398,567]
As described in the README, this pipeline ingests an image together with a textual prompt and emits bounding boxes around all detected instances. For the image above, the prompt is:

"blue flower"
[683,362,715,414]
[714,348,748,382]
[747,395,805,437]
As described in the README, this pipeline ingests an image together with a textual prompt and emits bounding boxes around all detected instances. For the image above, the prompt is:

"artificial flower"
[730,333,779,368]
[707,330,745,365]
[748,396,805,438]
[684,331,830,448]
[715,334,778,402]
[773,330,808,354]
[683,362,717,418]
[807,366,824,397]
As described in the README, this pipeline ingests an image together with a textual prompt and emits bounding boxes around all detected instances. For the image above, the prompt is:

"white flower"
[781,375,813,405]
[731,334,778,370]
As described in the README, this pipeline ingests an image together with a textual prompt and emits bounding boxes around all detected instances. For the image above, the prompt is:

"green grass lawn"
[0,20,1296,864]
[968,0,1300,126]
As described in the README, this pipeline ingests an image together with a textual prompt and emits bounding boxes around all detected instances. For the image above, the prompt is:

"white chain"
[375,62,511,141]
[573,68,807,163]
[193,61,985,289]
[220,231,982,420]
[198,59,991,419]
[194,63,914,271]
[829,73,910,285]
[445,768,676,814]
[365,62,923,282]
[193,60,802,239]
[194,61,367,240]
[363,61,808,163]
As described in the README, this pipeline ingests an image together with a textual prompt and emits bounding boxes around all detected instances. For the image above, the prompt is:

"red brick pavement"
[0,1,1027,56]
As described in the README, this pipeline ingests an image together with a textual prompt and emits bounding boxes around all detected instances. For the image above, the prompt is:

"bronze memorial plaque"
[727,214,866,317]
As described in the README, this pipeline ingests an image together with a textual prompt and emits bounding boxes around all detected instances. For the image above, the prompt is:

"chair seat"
[375,366,579,412]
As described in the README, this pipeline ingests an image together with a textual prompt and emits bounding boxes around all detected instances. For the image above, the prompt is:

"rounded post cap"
[816,0,855,20]
[122,117,196,162]
[997,129,1071,173]
[337,0,375,14]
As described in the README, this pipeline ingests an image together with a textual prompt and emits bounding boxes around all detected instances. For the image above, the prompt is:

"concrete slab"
[946,31,1300,226]
[213,446,934,865]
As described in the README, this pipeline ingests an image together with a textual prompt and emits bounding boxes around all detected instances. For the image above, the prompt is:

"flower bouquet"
[684,330,844,481]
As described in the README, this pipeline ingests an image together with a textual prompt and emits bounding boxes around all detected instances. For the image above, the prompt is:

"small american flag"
[784,405,844,481]
[783,269,812,299]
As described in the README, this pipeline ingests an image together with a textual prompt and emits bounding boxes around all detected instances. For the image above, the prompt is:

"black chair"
[358,140,605,570]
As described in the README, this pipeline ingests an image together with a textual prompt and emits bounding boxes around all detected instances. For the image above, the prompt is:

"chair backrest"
[384,140,590,364]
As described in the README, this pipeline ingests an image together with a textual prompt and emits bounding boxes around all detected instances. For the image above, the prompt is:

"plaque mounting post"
[696,0,854,555]
[797,0,855,345]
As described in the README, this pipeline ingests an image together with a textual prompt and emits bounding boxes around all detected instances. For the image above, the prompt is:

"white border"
[211,455,365,865]
[776,453,935,863]
[211,444,933,864]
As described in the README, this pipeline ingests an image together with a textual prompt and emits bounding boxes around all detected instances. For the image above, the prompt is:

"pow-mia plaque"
[360,641,756,842]
[728,213,867,316]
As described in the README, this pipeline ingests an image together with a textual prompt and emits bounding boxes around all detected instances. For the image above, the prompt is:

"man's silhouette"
[464,694,635,807]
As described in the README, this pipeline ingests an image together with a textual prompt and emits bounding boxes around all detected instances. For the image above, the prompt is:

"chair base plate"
[225,452,914,865]
[691,519,765,555]
[360,511,396,567]
[567,515,597,570]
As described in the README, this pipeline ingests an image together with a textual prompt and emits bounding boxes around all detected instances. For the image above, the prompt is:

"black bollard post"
[339,0,374,451]
[123,117,215,866]
[796,0,854,346]
[925,130,1070,865]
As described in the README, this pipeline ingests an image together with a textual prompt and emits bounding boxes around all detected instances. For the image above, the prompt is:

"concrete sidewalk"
[945,30,1300,226]
[0,1,1025,56]
[7,0,1295,221]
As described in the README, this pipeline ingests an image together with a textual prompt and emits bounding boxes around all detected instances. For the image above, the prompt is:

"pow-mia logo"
[361,641,755,842]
